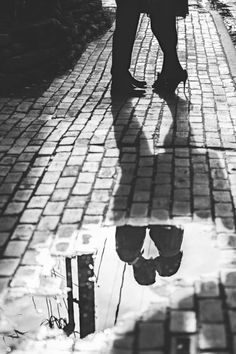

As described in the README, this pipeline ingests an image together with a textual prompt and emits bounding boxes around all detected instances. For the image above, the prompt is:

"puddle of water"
[0,222,221,354]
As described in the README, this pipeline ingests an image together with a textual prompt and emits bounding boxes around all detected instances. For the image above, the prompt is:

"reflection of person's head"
[115,225,184,285]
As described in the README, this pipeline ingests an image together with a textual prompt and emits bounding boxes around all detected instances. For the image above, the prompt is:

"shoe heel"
[183,71,188,94]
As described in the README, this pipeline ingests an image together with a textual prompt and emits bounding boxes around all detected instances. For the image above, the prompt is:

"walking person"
[111,0,188,95]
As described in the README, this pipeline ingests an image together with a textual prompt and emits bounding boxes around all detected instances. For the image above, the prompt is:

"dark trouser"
[115,225,183,263]
[111,0,140,79]
[111,0,181,80]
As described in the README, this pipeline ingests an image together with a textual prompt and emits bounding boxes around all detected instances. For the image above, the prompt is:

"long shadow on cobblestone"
[163,94,234,231]
[110,92,234,230]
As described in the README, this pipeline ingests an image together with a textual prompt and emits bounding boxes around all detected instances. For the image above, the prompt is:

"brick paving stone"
[43,202,65,216]
[77,172,96,184]
[5,172,23,184]
[94,178,113,189]
[0,195,9,208]
[154,185,171,197]
[21,249,40,265]
[198,324,227,350]
[139,351,163,354]
[170,286,195,310]
[0,183,17,195]
[62,166,80,177]
[221,269,236,286]
[61,209,83,224]
[199,299,224,323]
[195,275,220,297]
[173,201,191,216]
[4,240,28,258]
[41,171,61,184]
[173,189,190,201]
[47,160,66,172]
[215,217,235,233]
[0,166,11,177]
[57,224,77,238]
[21,176,39,189]
[12,162,30,172]
[112,334,135,350]
[66,196,87,209]
[72,180,93,195]
[217,234,236,249]
[215,203,233,217]
[29,230,53,249]
[0,277,10,294]
[20,209,42,224]
[10,265,40,288]
[27,196,49,209]
[35,184,55,195]
[133,191,150,202]
[193,197,211,210]
[91,190,110,202]
[213,191,232,203]
[170,310,197,333]
[0,258,19,276]
[51,189,70,201]
[0,216,18,231]
[11,224,34,241]
[220,249,236,266]
[138,322,164,349]
[86,202,106,215]
[130,203,148,218]
[4,202,26,215]
[225,288,236,308]
[228,310,236,333]
[37,216,60,230]
[56,177,76,189]
[152,197,170,209]
[98,167,116,178]
[0,232,9,248]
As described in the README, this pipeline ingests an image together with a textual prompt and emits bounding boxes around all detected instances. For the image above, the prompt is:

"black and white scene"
[1,0,236,353]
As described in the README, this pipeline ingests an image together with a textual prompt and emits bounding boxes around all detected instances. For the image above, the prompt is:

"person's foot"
[132,255,156,285]
[127,72,147,88]
[111,81,145,96]
[111,72,147,95]
[152,69,188,95]
[154,252,183,277]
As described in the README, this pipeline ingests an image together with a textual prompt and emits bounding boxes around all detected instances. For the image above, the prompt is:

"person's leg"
[149,225,183,277]
[115,226,156,285]
[115,225,146,263]
[111,0,146,90]
[149,0,183,77]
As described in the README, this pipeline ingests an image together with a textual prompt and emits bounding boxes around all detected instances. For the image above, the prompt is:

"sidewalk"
[1,0,236,352]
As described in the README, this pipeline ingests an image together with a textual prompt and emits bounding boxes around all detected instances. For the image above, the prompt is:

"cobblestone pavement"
[1,0,236,352]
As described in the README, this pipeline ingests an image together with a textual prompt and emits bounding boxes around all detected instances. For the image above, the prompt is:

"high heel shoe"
[153,69,188,95]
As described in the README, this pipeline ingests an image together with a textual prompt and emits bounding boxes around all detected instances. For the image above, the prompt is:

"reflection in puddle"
[115,225,183,285]
[0,223,220,352]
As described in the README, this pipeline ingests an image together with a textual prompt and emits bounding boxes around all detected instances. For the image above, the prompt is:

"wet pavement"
[1,0,236,352]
